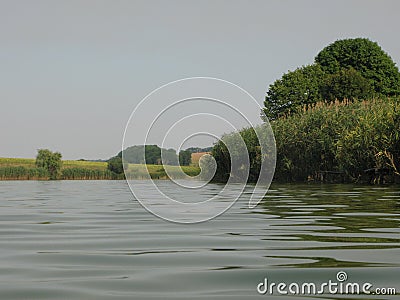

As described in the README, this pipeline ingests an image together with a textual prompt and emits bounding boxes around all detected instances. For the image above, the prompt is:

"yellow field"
[0,157,36,167]
[63,160,107,170]
[0,158,107,170]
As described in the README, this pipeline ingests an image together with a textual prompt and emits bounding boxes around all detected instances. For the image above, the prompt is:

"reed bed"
[212,97,400,184]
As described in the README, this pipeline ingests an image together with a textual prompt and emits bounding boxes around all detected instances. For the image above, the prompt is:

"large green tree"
[35,149,62,180]
[263,38,400,120]
[315,38,400,96]
[321,67,374,102]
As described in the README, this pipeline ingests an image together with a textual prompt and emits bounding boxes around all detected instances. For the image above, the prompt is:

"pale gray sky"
[1,0,399,159]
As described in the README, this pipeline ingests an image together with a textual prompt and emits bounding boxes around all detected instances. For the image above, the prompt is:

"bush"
[35,149,62,180]
[107,156,124,174]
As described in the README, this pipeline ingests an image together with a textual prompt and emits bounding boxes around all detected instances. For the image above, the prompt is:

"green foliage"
[144,145,161,164]
[0,157,200,181]
[211,138,230,182]
[214,98,400,183]
[121,145,179,165]
[263,64,324,120]
[178,150,192,166]
[120,145,146,164]
[35,149,62,180]
[61,168,121,180]
[0,157,110,180]
[321,67,374,102]
[124,163,200,179]
[211,128,260,183]
[107,156,124,174]
[315,38,400,96]
[0,166,49,180]
[263,38,400,120]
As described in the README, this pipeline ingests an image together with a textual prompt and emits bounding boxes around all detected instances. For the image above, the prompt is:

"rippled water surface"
[0,181,399,299]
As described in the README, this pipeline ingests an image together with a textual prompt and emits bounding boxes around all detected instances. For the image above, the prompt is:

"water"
[0,181,399,299]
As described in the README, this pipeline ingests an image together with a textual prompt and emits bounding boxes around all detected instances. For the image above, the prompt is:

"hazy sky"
[1,0,399,159]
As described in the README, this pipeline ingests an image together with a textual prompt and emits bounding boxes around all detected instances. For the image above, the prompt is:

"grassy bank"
[0,158,200,180]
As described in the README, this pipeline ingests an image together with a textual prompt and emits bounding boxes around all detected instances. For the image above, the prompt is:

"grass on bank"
[0,158,200,180]
[211,97,400,184]
[272,98,400,183]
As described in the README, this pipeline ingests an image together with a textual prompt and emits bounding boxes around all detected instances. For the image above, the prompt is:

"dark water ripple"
[0,181,399,299]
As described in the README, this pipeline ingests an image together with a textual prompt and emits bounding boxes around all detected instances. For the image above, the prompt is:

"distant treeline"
[118,145,211,166]
[212,98,400,184]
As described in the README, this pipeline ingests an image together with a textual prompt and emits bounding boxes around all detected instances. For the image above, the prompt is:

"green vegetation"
[272,98,400,183]
[315,38,400,95]
[263,64,325,120]
[178,150,191,166]
[35,149,62,180]
[213,38,400,184]
[61,168,120,180]
[107,156,125,175]
[263,38,400,120]
[120,145,189,166]
[0,157,111,180]
[0,165,49,180]
[0,157,200,180]
[124,164,200,179]
[213,98,400,184]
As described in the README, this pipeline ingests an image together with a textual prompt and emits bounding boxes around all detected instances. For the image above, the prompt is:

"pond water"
[0,181,399,299]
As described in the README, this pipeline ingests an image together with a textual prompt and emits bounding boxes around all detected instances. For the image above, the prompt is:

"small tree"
[35,149,62,180]
[107,156,124,174]
[178,150,192,166]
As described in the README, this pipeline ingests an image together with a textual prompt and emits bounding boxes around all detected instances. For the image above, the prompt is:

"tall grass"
[212,97,400,184]
[0,166,49,180]
[273,98,400,183]
[61,168,122,180]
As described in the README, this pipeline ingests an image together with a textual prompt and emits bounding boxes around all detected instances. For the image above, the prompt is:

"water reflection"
[256,184,400,269]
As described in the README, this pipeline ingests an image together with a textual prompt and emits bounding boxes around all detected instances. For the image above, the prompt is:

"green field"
[0,157,200,180]
[125,163,200,179]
